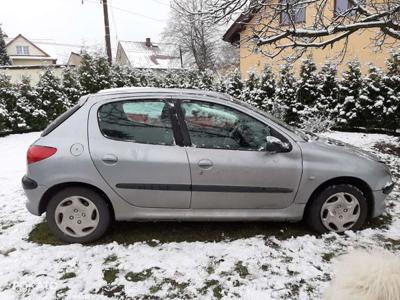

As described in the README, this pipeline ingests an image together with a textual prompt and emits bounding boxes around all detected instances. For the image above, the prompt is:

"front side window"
[281,0,306,25]
[98,100,175,145]
[16,45,29,55]
[181,101,280,151]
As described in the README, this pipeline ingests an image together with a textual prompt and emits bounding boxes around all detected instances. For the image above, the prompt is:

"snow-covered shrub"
[382,52,400,131]
[359,65,387,130]
[0,73,20,131]
[334,60,364,128]
[300,111,334,133]
[35,69,70,129]
[240,70,260,107]
[0,52,398,134]
[317,61,339,115]
[15,77,42,130]
[62,67,83,105]
[276,63,299,126]
[79,53,112,94]
[258,64,276,111]
[224,69,244,99]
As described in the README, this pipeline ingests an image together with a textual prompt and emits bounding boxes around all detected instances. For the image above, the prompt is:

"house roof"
[222,4,264,44]
[118,40,182,69]
[5,34,52,57]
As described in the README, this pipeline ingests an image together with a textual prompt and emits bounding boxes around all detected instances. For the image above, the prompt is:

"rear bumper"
[22,175,38,189]
[22,176,46,216]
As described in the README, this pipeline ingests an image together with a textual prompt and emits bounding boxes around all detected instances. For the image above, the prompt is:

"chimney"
[145,38,151,47]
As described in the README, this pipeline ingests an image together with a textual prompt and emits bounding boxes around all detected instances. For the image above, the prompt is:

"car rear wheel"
[46,187,111,243]
[307,184,368,234]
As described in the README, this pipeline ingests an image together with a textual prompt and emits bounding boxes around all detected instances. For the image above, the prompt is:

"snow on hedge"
[0,52,399,134]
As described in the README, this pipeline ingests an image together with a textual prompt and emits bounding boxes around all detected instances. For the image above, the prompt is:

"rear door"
[177,99,302,209]
[88,98,191,208]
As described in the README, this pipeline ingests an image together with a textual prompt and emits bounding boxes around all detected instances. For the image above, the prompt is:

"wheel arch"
[304,176,374,219]
[39,182,115,220]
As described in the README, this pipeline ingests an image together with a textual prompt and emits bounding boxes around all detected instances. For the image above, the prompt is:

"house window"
[334,0,351,15]
[16,46,29,55]
[281,0,306,25]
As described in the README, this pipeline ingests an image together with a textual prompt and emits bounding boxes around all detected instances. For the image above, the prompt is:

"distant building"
[1,33,85,84]
[67,52,82,66]
[5,34,57,66]
[116,38,183,69]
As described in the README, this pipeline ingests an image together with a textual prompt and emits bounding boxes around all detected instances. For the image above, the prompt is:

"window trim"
[97,98,185,147]
[333,0,352,17]
[176,99,292,152]
[280,0,307,25]
[16,45,29,56]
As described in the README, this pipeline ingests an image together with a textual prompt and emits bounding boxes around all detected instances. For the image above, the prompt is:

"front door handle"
[198,159,213,169]
[102,154,118,164]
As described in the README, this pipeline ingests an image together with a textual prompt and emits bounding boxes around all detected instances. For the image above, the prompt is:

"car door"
[178,99,302,209]
[88,97,191,209]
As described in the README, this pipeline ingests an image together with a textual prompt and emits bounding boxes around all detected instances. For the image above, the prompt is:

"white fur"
[323,249,400,300]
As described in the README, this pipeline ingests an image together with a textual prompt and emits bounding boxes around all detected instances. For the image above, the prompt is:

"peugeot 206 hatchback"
[22,88,395,243]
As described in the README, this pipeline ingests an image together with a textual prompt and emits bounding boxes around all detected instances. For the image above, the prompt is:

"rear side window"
[41,104,81,137]
[98,100,175,145]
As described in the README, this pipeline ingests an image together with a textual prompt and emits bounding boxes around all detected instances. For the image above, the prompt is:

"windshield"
[231,98,310,140]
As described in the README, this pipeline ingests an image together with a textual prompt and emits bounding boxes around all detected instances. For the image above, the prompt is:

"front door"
[88,98,191,208]
[179,100,302,209]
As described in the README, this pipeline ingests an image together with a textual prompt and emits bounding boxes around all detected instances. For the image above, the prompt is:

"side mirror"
[265,136,290,153]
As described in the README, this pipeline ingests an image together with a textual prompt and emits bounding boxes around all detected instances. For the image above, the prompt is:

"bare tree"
[173,0,400,60]
[164,0,238,71]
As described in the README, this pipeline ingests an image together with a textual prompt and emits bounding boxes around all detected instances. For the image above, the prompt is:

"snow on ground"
[0,131,398,300]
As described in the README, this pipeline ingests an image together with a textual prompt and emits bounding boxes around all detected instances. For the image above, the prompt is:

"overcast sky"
[0,0,171,51]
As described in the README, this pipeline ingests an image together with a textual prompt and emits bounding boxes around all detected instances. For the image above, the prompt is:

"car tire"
[46,187,111,244]
[306,184,368,234]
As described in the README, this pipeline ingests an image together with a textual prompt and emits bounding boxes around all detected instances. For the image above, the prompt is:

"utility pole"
[102,0,112,65]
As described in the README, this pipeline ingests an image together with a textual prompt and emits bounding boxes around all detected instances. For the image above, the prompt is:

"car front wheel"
[307,184,368,234]
[46,187,111,243]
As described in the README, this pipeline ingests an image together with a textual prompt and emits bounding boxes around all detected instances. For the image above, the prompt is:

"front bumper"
[371,181,395,218]
[383,181,395,195]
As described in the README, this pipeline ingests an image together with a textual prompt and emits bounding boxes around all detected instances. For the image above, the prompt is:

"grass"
[104,254,118,264]
[234,261,249,279]
[60,272,76,280]
[148,278,190,298]
[199,279,224,299]
[374,142,400,157]
[103,268,119,284]
[125,267,159,282]
[29,220,313,246]
[55,287,69,300]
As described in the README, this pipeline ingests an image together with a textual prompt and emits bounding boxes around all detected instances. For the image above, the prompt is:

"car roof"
[94,87,232,101]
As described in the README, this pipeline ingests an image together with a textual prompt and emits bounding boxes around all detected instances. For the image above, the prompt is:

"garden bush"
[0,52,398,134]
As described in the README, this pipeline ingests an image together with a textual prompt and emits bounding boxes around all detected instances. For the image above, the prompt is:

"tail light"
[27,146,57,164]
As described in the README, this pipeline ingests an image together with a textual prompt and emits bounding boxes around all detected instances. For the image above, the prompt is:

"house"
[116,38,183,69]
[1,33,85,84]
[67,52,82,66]
[223,0,397,77]
[5,34,57,66]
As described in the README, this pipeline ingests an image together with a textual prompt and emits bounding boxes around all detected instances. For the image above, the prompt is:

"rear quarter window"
[41,104,82,137]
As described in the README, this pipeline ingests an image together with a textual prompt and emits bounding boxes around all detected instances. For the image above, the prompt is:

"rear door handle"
[198,159,213,169]
[102,154,118,164]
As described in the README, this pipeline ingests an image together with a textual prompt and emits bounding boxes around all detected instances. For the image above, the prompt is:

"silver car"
[22,88,395,243]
